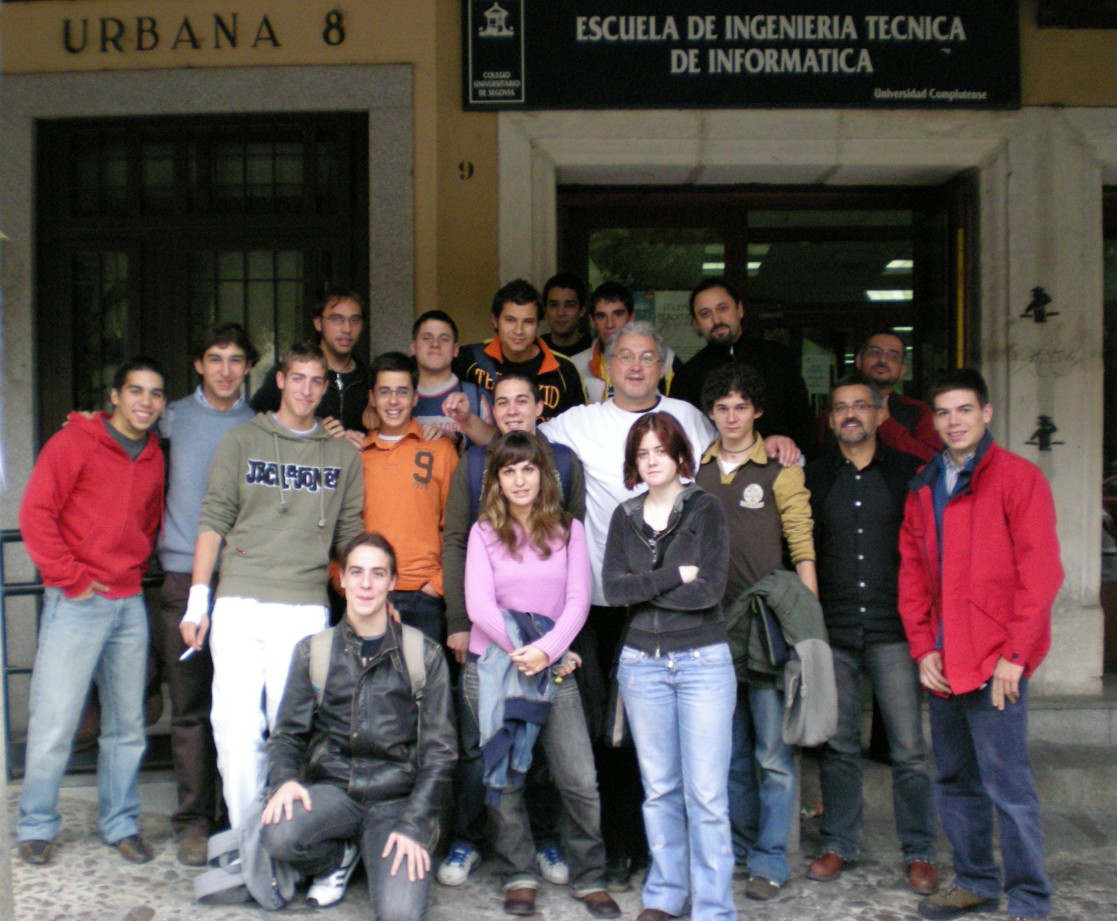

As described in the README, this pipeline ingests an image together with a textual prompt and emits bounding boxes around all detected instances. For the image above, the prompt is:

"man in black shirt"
[251,288,370,444]
[803,374,939,896]
[541,272,592,359]
[672,277,815,456]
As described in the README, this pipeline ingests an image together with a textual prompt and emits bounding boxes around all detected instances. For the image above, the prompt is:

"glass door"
[559,184,972,417]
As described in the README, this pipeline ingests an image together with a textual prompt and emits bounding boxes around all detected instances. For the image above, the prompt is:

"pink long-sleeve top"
[464,517,591,664]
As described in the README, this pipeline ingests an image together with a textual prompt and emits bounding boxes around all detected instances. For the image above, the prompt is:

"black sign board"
[463,1,1020,110]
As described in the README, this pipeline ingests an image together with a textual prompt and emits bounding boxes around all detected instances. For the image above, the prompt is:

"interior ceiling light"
[866,290,913,301]
[884,259,914,274]
[702,261,725,271]
[892,325,914,332]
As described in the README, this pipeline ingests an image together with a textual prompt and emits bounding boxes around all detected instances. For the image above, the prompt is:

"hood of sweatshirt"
[67,410,161,458]
[246,411,334,525]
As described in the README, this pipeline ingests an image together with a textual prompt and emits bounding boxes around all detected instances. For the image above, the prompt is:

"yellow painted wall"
[3,0,1117,341]
[0,0,501,339]
[1021,0,1117,104]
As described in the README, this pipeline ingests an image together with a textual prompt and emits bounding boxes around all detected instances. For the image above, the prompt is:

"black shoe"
[111,834,154,864]
[17,840,53,865]
[605,855,632,892]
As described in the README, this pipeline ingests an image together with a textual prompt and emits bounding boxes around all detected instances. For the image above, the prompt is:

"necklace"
[720,438,756,457]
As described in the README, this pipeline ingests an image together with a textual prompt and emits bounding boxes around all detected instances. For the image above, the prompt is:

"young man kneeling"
[262,534,457,913]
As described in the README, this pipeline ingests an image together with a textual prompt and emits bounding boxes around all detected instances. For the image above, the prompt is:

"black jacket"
[804,442,922,649]
[250,356,370,433]
[602,483,730,655]
[671,337,815,457]
[266,619,457,849]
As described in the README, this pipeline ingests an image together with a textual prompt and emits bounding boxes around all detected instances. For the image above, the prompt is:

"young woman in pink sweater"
[464,431,619,918]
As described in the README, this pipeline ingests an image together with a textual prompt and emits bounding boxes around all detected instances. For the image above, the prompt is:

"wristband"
[182,584,211,626]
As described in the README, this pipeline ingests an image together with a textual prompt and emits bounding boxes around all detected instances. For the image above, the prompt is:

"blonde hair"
[478,431,569,559]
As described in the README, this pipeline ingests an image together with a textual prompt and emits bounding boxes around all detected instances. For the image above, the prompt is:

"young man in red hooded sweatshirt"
[18,357,167,866]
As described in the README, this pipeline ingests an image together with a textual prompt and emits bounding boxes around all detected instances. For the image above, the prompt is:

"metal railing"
[0,529,171,780]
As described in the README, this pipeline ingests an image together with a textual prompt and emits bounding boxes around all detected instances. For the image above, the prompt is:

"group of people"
[15,273,1062,921]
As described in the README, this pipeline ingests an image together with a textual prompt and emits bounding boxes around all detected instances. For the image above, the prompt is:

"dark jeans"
[929,678,1050,918]
[819,642,936,863]
[390,591,446,645]
[262,787,430,921]
[450,662,559,851]
[154,571,222,838]
[586,605,646,864]
[461,661,607,893]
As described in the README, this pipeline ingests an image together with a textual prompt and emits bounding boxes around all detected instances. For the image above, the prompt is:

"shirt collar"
[194,385,247,412]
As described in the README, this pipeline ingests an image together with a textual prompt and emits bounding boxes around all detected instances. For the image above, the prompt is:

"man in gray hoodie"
[180,341,364,830]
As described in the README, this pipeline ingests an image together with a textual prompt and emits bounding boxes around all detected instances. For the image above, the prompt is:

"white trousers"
[209,596,327,829]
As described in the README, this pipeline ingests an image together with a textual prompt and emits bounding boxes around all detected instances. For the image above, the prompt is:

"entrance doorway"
[558,183,974,418]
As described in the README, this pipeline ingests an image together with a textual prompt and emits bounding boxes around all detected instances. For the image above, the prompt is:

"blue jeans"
[390,590,445,645]
[19,589,149,843]
[727,683,795,884]
[619,643,737,921]
[263,786,430,921]
[819,642,937,862]
[929,678,1050,918]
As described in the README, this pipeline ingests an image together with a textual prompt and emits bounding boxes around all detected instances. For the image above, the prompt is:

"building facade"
[1,0,1115,700]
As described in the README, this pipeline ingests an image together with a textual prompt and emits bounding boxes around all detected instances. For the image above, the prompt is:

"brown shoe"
[807,851,847,881]
[745,876,781,900]
[177,834,208,867]
[577,890,622,918]
[17,840,53,865]
[635,911,678,921]
[908,860,940,894]
[111,834,154,864]
[503,887,537,916]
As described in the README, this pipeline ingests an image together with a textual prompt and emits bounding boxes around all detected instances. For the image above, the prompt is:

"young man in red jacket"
[17,357,167,866]
[899,369,1063,921]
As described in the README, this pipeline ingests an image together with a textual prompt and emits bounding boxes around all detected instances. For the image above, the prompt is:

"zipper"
[627,497,686,659]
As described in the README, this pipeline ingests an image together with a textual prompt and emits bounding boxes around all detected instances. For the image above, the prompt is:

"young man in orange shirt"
[360,352,459,643]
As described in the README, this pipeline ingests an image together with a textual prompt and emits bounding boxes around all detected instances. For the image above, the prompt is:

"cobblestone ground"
[9,776,1117,921]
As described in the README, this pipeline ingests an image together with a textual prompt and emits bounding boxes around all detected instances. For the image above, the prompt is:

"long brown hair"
[478,431,569,559]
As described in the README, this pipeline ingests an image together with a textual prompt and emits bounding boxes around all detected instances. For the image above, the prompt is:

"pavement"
[9,750,1117,921]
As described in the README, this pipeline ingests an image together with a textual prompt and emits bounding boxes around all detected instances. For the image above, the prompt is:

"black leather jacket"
[266,619,457,849]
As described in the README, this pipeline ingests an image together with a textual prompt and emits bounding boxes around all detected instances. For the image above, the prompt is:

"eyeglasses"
[864,346,902,362]
[612,350,661,367]
[324,314,363,328]
[832,401,877,415]
[374,387,413,399]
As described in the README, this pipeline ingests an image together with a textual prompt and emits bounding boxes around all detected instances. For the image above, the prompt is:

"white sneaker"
[535,846,569,885]
[437,843,481,886]
[306,841,360,908]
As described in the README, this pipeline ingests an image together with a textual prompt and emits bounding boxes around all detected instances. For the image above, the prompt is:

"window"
[36,114,369,437]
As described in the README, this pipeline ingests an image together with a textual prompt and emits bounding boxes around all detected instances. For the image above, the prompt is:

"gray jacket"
[725,570,837,747]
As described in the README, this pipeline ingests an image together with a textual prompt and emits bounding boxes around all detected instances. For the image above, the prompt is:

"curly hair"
[478,431,569,559]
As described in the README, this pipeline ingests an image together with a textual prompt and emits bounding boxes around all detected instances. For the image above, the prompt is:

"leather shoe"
[503,887,537,916]
[635,911,678,921]
[908,860,940,894]
[807,851,847,881]
[577,891,621,918]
